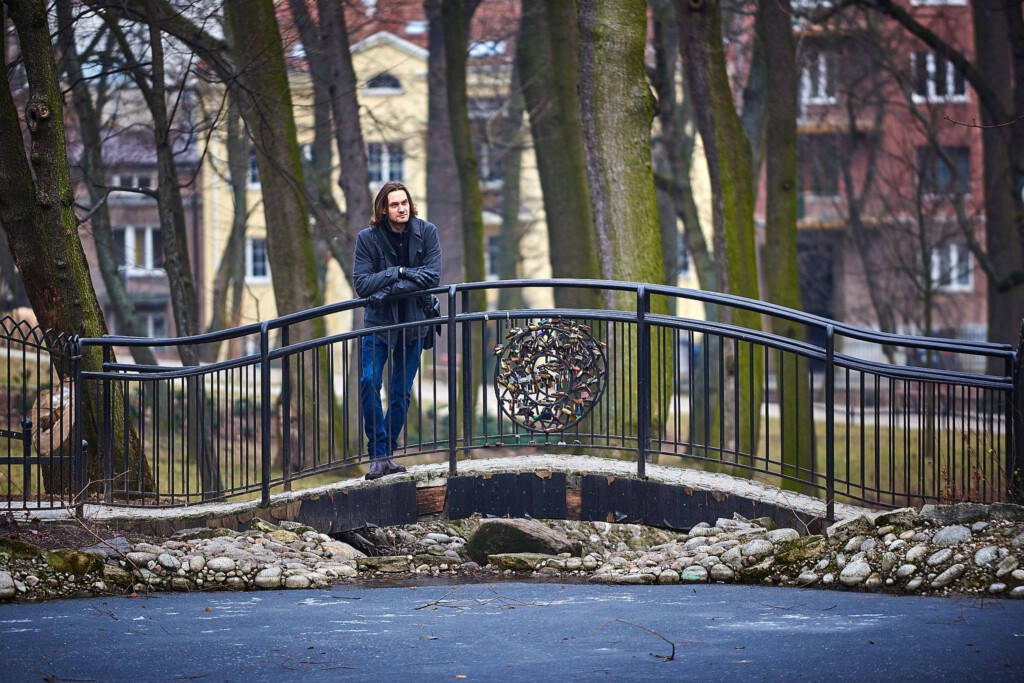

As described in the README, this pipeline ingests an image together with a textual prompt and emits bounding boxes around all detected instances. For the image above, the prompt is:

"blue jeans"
[359,333,424,460]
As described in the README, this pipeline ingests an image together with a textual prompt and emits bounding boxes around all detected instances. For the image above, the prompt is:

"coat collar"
[376,217,424,257]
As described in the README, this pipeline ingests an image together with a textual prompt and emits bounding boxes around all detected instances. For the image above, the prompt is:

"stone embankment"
[1,502,1023,601]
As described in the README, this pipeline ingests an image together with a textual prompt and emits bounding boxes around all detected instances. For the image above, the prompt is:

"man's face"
[386,190,410,230]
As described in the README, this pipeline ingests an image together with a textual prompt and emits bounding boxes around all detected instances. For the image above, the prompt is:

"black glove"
[403,267,433,288]
[366,289,389,308]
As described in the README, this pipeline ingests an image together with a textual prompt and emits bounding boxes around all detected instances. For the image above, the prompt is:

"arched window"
[366,72,402,93]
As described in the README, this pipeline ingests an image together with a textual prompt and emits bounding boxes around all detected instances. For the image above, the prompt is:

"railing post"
[102,345,113,504]
[448,285,458,476]
[73,340,85,514]
[260,323,272,506]
[281,325,291,491]
[637,287,649,478]
[21,417,31,506]
[1009,321,1024,502]
[825,325,835,522]
[461,289,473,457]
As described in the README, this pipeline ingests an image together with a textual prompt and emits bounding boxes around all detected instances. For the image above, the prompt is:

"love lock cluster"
[493,319,606,433]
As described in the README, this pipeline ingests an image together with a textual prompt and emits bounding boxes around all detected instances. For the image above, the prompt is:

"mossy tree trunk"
[517,0,603,310]
[758,0,816,494]
[55,0,157,367]
[677,0,763,464]
[441,0,487,442]
[578,0,671,448]
[0,0,152,496]
[497,61,526,312]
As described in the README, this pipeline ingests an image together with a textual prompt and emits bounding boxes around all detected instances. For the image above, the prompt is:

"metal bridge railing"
[1,281,1019,520]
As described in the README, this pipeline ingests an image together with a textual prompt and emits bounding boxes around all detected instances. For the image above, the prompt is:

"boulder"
[487,553,559,571]
[826,515,874,543]
[0,537,41,560]
[45,550,102,575]
[920,503,988,526]
[0,571,15,599]
[466,519,575,565]
[81,536,131,559]
[931,525,971,547]
[357,556,411,573]
[170,527,236,542]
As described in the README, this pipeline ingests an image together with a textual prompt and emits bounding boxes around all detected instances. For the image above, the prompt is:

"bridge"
[1,280,1020,531]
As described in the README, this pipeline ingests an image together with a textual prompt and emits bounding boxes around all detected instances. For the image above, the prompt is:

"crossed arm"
[352,226,442,302]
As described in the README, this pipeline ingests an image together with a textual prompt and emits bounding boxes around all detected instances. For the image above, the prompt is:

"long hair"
[371,181,418,226]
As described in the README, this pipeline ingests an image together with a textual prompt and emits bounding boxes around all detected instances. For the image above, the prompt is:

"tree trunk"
[426,0,464,291]
[517,0,603,309]
[578,0,670,448]
[316,0,372,277]
[497,60,525,312]
[677,0,764,463]
[758,0,815,493]
[0,0,152,497]
[55,0,157,367]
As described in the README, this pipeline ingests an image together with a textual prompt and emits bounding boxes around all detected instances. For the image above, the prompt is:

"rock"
[839,560,872,587]
[125,552,158,566]
[157,553,181,571]
[931,525,971,547]
[971,522,989,534]
[45,550,102,575]
[254,567,282,588]
[466,519,574,564]
[766,529,800,544]
[81,536,131,559]
[865,573,884,589]
[133,542,165,555]
[740,539,774,561]
[189,556,206,572]
[710,564,735,582]
[606,574,657,585]
[267,530,301,544]
[102,564,132,587]
[927,549,953,567]
[973,546,1000,567]
[1013,569,1024,582]
[827,515,875,543]
[796,572,819,585]
[873,508,919,528]
[906,577,923,591]
[284,574,311,589]
[357,556,411,573]
[881,552,898,574]
[679,566,708,583]
[0,537,41,560]
[657,570,680,584]
[750,517,777,531]
[487,553,559,571]
[906,545,930,563]
[775,536,825,564]
[896,564,917,579]
[988,503,1024,523]
[206,557,236,573]
[995,556,1019,578]
[1011,587,1024,599]
[0,571,15,599]
[170,577,193,591]
[989,583,1007,594]
[844,536,867,554]
[920,503,988,526]
[931,563,966,589]
[322,541,365,561]
[170,528,236,541]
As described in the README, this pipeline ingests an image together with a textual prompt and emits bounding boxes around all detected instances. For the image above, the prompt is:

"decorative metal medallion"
[493,319,606,433]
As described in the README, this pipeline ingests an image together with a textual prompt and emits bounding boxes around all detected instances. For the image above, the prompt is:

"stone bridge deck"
[75,456,871,537]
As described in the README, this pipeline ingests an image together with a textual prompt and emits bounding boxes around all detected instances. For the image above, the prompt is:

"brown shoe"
[364,460,388,480]
[384,457,407,474]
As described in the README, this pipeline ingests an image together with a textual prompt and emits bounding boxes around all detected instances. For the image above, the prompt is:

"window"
[931,242,973,291]
[301,144,314,164]
[912,51,967,102]
[468,40,506,58]
[246,237,270,282]
[485,235,500,280]
[918,146,970,195]
[248,147,260,187]
[142,312,167,339]
[367,143,404,183]
[801,50,837,105]
[365,72,402,93]
[802,142,840,197]
[405,21,427,35]
[112,226,164,275]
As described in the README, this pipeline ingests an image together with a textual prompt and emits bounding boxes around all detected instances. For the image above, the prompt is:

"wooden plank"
[416,485,447,516]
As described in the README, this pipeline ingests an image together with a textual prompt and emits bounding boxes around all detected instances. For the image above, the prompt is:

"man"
[353,181,442,480]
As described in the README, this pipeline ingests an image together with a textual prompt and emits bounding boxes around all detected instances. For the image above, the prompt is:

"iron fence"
[1,281,1019,519]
